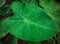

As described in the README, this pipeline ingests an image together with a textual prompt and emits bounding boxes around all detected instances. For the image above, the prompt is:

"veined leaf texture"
[1,1,57,41]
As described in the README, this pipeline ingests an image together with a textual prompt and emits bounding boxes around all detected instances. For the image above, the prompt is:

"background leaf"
[0,5,11,16]
[40,0,60,32]
[0,21,8,39]
[0,0,6,8]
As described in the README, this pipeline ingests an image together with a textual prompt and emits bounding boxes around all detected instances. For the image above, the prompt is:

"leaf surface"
[2,1,57,41]
[0,21,8,39]
[40,0,60,31]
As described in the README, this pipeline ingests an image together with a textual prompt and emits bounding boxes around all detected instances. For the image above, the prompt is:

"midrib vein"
[23,19,51,29]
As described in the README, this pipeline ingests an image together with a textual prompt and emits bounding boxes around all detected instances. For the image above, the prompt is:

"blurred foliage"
[0,5,11,16]
[0,0,6,8]
[2,34,18,44]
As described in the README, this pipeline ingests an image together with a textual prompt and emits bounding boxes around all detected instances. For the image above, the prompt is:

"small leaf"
[2,1,57,41]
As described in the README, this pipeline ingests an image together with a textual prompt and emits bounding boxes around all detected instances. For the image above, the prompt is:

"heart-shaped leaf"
[2,1,57,41]
[0,0,6,8]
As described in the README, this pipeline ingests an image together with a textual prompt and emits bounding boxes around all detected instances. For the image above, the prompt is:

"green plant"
[0,0,60,44]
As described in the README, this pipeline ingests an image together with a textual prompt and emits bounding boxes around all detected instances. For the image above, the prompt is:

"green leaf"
[0,5,10,38]
[21,0,37,4]
[0,4,11,38]
[40,0,60,31]
[0,21,8,39]
[2,1,57,41]
[0,0,6,8]
[0,5,11,16]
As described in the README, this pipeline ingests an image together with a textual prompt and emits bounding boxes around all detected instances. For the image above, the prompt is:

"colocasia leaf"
[2,1,57,41]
